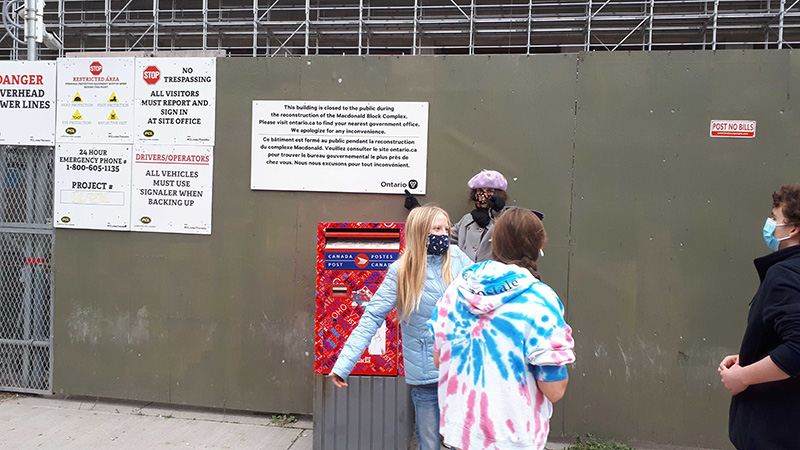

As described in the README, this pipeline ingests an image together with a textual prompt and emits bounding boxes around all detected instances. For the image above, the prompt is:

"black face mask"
[427,234,450,255]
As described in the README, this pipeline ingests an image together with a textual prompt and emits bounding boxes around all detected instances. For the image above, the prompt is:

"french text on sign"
[709,120,756,138]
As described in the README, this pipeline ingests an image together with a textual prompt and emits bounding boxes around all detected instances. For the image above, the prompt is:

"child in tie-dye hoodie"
[430,207,575,450]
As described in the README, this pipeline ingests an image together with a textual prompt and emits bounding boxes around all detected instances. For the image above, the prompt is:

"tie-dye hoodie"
[429,260,575,450]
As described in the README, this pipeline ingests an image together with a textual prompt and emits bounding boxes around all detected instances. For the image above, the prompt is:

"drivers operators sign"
[0,61,56,145]
[134,58,216,145]
[130,144,213,235]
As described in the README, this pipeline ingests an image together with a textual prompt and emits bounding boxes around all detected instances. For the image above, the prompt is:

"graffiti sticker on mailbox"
[315,222,406,376]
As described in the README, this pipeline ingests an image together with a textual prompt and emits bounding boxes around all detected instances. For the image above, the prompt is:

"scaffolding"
[1,0,800,59]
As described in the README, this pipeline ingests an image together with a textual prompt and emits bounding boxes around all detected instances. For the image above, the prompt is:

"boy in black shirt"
[719,183,800,450]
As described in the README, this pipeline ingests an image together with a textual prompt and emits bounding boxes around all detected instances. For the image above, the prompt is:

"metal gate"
[0,145,54,394]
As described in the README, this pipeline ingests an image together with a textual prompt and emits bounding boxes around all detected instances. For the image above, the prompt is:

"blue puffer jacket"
[331,245,472,385]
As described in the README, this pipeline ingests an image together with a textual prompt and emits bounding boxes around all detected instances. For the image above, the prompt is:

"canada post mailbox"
[315,222,405,376]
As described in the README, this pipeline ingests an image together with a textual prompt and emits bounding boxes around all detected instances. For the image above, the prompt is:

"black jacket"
[729,245,800,450]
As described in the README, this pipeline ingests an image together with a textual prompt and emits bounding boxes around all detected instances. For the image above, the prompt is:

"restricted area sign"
[710,120,756,138]
[56,57,135,144]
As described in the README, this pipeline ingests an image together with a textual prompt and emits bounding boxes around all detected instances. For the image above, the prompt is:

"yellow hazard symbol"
[108,110,118,120]
[73,92,82,102]
[72,110,83,120]
[108,92,118,102]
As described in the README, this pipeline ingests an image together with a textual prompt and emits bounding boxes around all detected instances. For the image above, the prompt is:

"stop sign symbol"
[89,62,103,75]
[143,66,160,85]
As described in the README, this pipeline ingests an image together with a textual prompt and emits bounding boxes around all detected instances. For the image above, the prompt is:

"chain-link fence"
[0,145,54,394]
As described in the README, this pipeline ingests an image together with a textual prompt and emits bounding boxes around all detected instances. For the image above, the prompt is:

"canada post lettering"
[324,250,400,270]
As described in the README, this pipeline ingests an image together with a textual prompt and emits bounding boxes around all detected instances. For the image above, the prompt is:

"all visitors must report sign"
[710,120,756,138]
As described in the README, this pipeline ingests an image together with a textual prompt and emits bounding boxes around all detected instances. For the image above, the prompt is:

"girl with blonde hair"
[330,205,472,450]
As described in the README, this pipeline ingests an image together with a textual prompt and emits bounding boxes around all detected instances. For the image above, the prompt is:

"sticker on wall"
[710,120,756,138]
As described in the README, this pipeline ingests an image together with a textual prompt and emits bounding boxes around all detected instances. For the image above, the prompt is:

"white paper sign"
[251,101,428,194]
[56,58,135,143]
[0,61,56,145]
[134,58,217,145]
[54,143,132,230]
[130,144,213,235]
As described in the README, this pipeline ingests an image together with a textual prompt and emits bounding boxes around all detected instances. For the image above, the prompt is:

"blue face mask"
[427,234,449,255]
[763,218,792,251]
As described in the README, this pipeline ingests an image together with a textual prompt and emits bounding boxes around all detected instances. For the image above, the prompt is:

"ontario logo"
[140,216,152,224]
[65,127,77,135]
[143,129,154,137]
[60,216,71,223]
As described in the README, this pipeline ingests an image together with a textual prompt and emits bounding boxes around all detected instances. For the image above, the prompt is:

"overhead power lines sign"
[0,61,56,146]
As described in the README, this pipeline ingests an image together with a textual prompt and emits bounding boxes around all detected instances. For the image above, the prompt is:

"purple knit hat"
[467,169,508,191]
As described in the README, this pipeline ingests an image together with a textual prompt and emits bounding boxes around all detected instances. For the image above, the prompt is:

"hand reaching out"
[329,372,348,388]
[404,189,420,211]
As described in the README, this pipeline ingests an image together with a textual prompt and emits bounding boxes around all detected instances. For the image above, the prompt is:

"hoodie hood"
[455,260,536,315]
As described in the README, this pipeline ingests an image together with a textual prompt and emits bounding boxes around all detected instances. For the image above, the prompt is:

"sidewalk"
[0,393,722,450]
[0,393,312,449]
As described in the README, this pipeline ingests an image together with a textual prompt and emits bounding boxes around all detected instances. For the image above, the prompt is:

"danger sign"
[143,66,160,85]
[710,120,756,138]
[89,62,103,76]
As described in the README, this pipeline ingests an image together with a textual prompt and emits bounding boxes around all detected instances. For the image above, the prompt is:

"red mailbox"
[314,222,405,376]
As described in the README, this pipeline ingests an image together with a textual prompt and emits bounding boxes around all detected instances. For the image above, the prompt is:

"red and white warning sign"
[143,66,160,85]
[710,120,756,138]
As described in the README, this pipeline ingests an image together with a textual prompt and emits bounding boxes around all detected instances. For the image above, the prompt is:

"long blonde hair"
[396,205,454,321]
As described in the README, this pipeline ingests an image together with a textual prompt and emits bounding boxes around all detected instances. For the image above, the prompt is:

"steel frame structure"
[2,1,800,58]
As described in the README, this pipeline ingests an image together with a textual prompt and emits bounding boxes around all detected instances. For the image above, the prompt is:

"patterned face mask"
[427,234,450,255]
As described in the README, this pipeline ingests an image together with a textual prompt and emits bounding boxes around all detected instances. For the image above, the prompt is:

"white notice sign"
[134,58,217,145]
[251,101,428,194]
[54,143,132,230]
[56,58,135,143]
[0,61,56,145]
[131,145,213,235]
